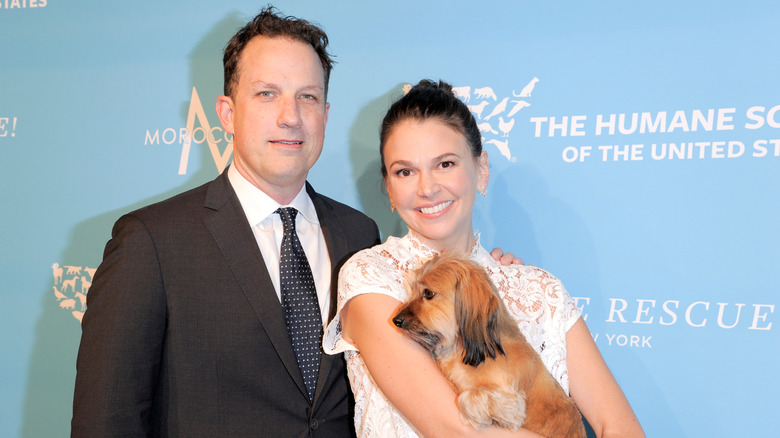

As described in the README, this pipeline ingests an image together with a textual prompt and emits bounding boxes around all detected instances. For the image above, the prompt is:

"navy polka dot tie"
[276,207,322,402]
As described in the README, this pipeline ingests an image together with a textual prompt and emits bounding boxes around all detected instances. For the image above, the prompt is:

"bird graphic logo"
[451,77,539,162]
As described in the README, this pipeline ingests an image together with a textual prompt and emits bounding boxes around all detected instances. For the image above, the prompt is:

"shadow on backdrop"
[20,13,243,437]
[349,84,406,241]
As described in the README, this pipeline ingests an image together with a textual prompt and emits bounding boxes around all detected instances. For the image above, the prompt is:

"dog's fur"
[393,254,585,437]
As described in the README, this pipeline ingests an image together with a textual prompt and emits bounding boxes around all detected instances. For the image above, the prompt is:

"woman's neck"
[409,229,476,256]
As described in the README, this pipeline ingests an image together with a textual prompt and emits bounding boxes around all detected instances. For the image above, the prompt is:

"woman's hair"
[379,79,482,178]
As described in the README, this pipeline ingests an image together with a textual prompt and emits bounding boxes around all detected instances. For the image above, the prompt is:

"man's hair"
[222,6,334,99]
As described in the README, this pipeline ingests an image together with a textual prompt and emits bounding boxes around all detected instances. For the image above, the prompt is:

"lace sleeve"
[323,248,407,355]
[485,261,582,393]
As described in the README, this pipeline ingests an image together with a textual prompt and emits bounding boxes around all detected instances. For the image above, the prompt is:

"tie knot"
[276,207,298,232]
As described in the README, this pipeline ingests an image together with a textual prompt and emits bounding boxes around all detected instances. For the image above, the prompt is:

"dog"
[392,254,585,437]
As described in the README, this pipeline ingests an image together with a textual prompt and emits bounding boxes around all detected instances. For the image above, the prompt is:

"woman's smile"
[418,200,453,215]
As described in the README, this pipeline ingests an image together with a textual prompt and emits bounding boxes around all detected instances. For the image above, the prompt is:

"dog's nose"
[392,315,405,327]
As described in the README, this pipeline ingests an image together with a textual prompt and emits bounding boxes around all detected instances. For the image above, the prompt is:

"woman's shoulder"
[336,236,420,307]
[344,237,400,266]
[512,263,562,284]
[475,248,569,303]
[340,236,414,280]
[345,234,424,268]
[475,245,562,282]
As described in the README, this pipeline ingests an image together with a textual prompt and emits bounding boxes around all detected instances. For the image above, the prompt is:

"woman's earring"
[390,204,396,212]
[479,187,488,197]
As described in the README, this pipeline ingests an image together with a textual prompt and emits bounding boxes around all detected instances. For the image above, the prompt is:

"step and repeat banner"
[2,1,777,436]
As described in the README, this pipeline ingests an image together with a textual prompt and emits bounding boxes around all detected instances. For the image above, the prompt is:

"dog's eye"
[422,288,435,300]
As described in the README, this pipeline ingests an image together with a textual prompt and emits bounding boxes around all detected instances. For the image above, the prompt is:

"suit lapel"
[306,183,349,403]
[308,183,349,322]
[308,183,349,406]
[203,173,308,398]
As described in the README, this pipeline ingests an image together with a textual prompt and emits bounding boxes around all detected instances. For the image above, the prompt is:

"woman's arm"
[341,293,542,438]
[566,318,645,437]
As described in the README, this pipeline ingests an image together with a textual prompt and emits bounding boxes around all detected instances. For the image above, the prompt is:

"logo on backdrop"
[0,117,18,137]
[530,103,780,163]
[573,296,774,349]
[51,263,95,322]
[406,77,539,162]
[0,0,47,9]
[144,87,233,175]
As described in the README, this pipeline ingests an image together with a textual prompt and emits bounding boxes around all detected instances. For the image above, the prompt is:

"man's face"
[218,36,329,202]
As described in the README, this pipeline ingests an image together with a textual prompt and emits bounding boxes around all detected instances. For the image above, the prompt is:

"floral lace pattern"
[323,232,582,438]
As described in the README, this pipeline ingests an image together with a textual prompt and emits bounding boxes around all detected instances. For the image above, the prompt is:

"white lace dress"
[323,231,582,438]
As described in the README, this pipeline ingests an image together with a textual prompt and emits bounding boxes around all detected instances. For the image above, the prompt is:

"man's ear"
[215,95,235,134]
[324,101,330,128]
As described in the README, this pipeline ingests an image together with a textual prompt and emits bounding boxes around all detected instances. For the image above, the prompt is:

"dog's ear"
[455,262,505,367]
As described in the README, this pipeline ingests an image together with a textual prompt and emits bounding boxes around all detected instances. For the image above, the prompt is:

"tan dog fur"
[392,254,586,437]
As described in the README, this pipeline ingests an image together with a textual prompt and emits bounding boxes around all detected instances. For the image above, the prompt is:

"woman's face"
[383,118,489,253]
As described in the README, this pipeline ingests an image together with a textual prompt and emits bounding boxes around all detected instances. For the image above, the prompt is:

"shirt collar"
[227,165,319,227]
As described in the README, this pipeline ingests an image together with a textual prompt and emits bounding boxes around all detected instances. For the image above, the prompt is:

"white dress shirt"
[227,165,332,323]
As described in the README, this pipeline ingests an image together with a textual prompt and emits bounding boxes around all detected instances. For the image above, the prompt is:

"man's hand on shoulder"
[490,248,525,266]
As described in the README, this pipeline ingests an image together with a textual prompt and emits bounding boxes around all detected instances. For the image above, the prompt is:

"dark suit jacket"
[72,172,380,437]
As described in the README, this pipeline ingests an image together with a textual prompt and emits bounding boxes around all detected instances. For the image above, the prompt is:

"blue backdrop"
[2,1,778,436]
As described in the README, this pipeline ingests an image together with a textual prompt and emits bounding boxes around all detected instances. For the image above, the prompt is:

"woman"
[324,80,644,437]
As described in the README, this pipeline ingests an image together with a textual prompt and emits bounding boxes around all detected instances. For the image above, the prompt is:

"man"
[72,8,378,437]
[72,7,518,437]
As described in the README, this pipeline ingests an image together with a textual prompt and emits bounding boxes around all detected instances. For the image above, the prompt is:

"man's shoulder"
[315,193,369,219]
[307,184,374,224]
[306,183,380,251]
[125,175,226,222]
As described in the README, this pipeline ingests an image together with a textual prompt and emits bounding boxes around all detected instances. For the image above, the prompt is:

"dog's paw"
[458,388,495,429]
[458,387,526,430]
[488,389,527,430]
